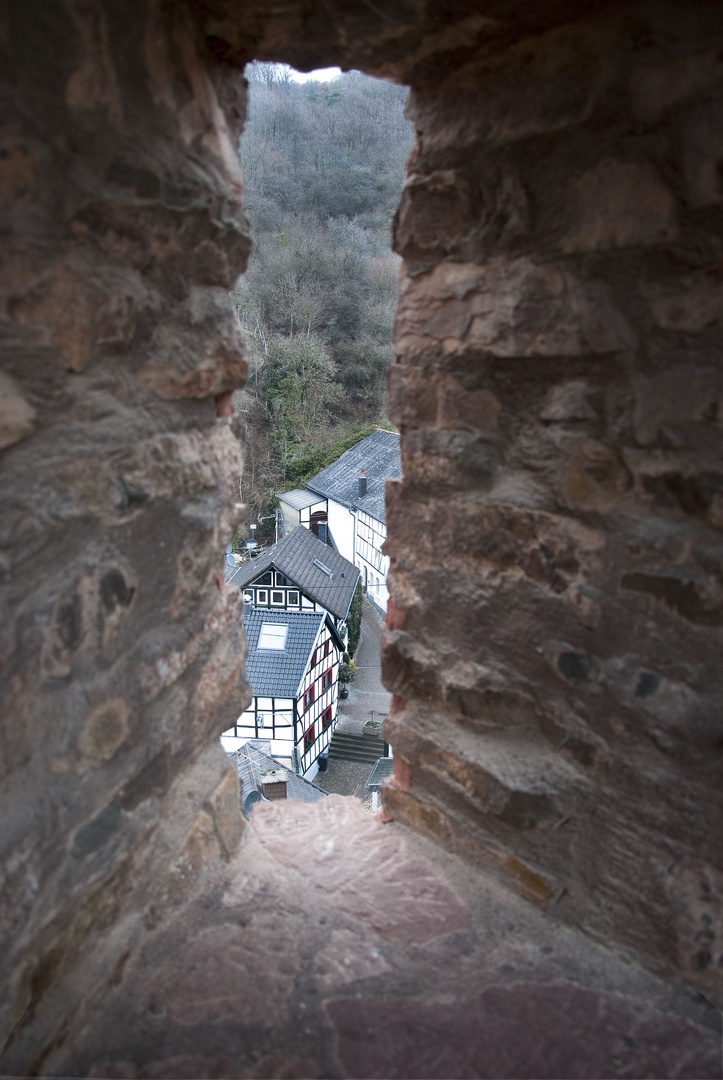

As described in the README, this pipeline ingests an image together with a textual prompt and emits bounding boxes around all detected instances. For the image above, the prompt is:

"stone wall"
[382,3,723,1000]
[0,1,252,1060]
[1,0,722,1070]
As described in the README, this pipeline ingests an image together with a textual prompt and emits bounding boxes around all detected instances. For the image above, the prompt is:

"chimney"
[358,467,367,498]
[259,767,288,800]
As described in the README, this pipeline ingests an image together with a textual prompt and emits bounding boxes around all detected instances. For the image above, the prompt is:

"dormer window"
[257,623,288,650]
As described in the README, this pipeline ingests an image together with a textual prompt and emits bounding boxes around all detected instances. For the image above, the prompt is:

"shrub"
[346,580,364,654]
[338,661,357,685]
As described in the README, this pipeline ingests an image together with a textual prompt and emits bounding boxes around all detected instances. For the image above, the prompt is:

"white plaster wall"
[364,564,389,614]
[327,499,356,564]
[303,759,320,782]
[270,739,294,766]
[220,733,246,752]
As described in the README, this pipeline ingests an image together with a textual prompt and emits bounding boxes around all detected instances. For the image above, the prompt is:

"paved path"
[315,597,391,802]
[336,596,391,735]
[314,757,373,802]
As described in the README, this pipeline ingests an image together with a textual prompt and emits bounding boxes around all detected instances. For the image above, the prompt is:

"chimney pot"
[359,468,367,498]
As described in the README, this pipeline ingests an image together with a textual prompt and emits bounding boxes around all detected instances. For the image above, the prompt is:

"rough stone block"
[631,50,723,124]
[327,982,721,1079]
[395,259,635,359]
[562,160,678,253]
[252,795,470,943]
[633,372,721,449]
[684,103,723,207]
[0,372,36,449]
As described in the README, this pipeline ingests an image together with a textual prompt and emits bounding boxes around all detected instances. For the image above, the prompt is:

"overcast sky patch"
[289,66,342,82]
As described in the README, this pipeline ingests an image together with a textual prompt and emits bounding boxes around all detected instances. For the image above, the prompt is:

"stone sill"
[63,796,719,1079]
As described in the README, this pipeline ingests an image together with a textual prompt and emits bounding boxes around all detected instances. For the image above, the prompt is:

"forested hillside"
[233,64,413,539]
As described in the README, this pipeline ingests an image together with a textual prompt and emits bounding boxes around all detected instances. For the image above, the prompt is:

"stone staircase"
[328,730,385,764]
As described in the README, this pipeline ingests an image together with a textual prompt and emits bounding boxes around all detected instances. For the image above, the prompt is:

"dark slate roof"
[223,551,268,585]
[305,428,401,525]
[232,741,327,804]
[277,488,326,510]
[243,608,325,698]
[227,526,360,620]
[365,757,395,789]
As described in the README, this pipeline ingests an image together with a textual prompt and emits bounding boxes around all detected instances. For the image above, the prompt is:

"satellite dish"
[243,789,265,815]
[225,543,233,555]
[226,554,235,566]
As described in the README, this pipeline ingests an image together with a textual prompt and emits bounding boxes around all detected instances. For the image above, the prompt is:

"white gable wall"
[327,498,356,564]
[326,497,390,614]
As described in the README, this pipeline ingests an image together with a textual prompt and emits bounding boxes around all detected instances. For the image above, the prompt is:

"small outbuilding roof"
[277,488,326,511]
[227,526,360,620]
[243,608,327,698]
[305,428,400,525]
[232,741,327,805]
[365,757,395,789]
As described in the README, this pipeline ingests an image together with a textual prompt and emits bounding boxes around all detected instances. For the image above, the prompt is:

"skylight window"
[312,558,333,577]
[258,623,288,650]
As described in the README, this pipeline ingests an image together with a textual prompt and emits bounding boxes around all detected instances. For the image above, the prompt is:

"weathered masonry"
[1,1,722,1076]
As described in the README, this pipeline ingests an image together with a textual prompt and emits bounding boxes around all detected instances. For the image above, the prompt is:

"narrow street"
[339,597,392,733]
[315,597,391,801]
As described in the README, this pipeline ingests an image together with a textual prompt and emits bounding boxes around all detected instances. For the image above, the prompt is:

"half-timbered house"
[226,525,360,639]
[220,607,344,778]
